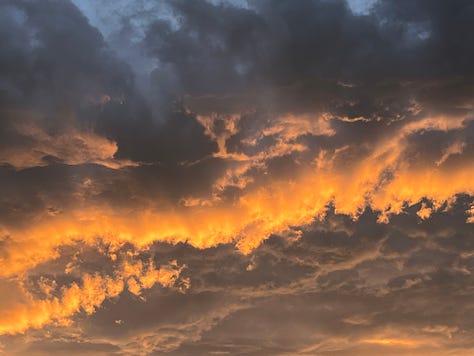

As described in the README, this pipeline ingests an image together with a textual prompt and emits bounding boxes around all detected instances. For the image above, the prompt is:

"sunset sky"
[0,0,473,355]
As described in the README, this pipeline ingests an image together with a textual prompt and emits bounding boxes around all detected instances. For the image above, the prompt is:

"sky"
[0,0,473,355]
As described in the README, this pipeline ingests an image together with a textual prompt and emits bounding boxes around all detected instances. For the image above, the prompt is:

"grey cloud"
[0,0,217,168]
[143,0,473,118]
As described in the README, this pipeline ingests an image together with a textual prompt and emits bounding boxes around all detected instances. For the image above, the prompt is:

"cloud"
[0,255,186,335]
[0,118,136,170]
[0,0,473,354]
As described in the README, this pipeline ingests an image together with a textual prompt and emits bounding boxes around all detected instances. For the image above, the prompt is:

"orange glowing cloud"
[1,115,473,277]
[0,112,473,335]
[0,120,136,169]
[0,259,185,335]
[361,337,420,348]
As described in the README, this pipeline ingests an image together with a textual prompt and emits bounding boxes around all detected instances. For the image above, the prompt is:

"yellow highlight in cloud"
[0,112,473,335]
[0,260,185,335]
[362,337,419,347]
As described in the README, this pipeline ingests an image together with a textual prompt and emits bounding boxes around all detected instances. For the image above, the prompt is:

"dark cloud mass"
[0,0,473,355]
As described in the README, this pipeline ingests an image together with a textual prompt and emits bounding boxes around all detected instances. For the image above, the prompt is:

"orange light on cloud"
[0,260,185,335]
[0,112,473,334]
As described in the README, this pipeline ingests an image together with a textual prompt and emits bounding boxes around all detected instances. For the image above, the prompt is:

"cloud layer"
[0,0,473,354]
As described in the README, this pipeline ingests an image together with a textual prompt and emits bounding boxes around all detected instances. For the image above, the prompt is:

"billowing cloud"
[0,0,473,354]
[0,116,136,169]
[0,245,187,336]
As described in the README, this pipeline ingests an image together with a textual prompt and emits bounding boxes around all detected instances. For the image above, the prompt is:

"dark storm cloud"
[0,0,472,174]
[145,0,473,117]
[0,0,217,167]
[0,0,222,231]
[1,0,472,190]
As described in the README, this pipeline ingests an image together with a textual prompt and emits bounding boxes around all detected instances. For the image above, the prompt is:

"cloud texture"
[0,0,473,354]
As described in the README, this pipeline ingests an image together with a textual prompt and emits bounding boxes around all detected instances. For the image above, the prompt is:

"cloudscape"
[0,0,473,354]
